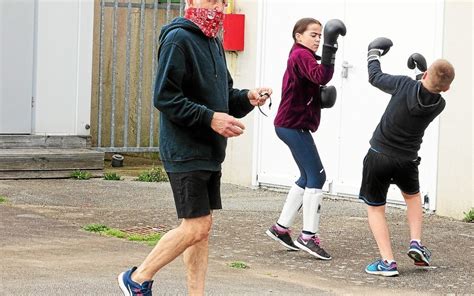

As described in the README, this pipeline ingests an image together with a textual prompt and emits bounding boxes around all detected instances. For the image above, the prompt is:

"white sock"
[302,188,323,234]
[277,184,304,228]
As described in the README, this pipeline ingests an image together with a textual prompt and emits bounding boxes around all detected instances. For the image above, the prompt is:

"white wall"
[33,0,94,135]
[221,0,260,186]
[436,0,474,219]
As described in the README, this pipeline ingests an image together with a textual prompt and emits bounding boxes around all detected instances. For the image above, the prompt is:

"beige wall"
[222,0,259,186]
[436,0,473,219]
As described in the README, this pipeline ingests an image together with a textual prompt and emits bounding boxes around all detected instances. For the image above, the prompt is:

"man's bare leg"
[132,215,212,284]
[183,237,209,296]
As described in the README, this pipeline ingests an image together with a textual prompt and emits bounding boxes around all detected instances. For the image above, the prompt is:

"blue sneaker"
[407,240,431,266]
[365,259,399,277]
[118,266,153,296]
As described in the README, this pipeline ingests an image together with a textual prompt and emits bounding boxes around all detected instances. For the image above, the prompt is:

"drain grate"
[120,225,166,236]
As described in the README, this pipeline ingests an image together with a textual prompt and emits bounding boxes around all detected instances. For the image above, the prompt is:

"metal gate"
[91,0,184,152]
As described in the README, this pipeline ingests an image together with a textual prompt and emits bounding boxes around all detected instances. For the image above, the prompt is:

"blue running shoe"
[407,240,431,266]
[118,266,153,296]
[365,259,399,277]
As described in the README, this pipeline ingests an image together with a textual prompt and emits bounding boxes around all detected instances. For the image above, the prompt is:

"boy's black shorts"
[167,170,222,219]
[359,148,421,206]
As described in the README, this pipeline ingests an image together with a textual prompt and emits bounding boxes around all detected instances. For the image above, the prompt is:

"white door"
[0,0,35,134]
[336,0,444,206]
[255,0,443,209]
[255,0,345,190]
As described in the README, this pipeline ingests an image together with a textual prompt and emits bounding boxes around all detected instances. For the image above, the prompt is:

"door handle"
[341,61,353,78]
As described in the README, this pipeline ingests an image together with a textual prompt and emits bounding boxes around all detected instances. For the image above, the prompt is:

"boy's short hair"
[428,59,455,92]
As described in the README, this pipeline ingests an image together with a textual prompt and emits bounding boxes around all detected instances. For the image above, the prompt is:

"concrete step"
[0,148,104,179]
[0,135,91,149]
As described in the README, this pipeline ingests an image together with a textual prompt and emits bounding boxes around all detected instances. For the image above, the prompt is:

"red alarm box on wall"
[223,14,245,51]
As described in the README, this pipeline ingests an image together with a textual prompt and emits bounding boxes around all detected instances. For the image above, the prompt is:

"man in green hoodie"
[118,1,272,295]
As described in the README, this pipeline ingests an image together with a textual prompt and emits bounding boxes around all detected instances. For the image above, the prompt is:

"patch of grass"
[137,167,168,182]
[103,228,127,238]
[83,223,110,232]
[71,170,92,180]
[103,172,122,181]
[228,261,249,269]
[463,208,474,223]
[0,196,7,203]
[82,223,162,246]
[128,233,162,246]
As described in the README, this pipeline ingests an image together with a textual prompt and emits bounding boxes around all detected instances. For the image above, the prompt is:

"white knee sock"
[302,188,323,235]
[276,184,305,228]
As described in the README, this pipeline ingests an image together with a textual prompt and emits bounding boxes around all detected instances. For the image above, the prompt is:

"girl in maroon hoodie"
[266,17,345,260]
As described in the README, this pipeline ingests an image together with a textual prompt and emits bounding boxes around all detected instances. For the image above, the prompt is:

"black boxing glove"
[320,85,337,109]
[321,19,347,66]
[407,53,427,80]
[367,37,393,62]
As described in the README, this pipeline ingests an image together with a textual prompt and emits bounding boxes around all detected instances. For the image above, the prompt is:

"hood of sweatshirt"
[407,81,445,116]
[159,17,203,43]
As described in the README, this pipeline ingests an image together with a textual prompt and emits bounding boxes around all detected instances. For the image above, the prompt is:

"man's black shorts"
[167,170,222,219]
[359,148,421,206]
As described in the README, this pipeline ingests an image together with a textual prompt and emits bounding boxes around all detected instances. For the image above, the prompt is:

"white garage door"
[254,0,444,210]
[0,0,35,134]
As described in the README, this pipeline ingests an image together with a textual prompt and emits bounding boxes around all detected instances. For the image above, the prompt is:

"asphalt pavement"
[1,178,473,295]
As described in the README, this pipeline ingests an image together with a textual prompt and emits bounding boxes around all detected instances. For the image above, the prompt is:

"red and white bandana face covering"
[184,8,224,38]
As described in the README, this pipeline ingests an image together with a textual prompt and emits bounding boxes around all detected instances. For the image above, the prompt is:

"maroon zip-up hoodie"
[274,43,334,132]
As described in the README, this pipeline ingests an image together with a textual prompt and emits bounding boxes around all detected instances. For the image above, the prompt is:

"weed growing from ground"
[463,208,474,223]
[71,170,92,180]
[103,172,122,181]
[0,196,7,204]
[229,261,249,269]
[137,167,168,182]
[83,223,109,232]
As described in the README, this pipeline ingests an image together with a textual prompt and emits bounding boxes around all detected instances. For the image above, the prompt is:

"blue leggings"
[275,127,326,189]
